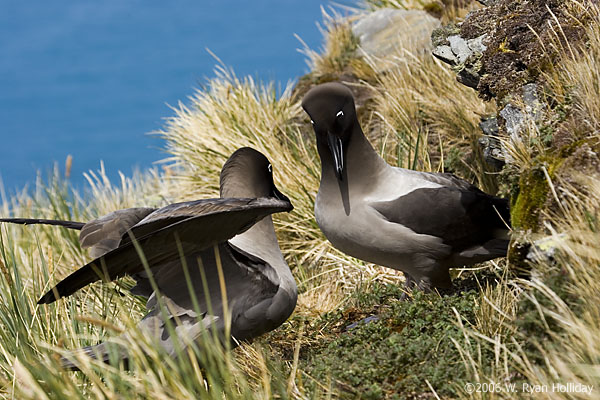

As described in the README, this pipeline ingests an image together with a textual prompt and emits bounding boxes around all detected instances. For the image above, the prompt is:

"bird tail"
[0,218,85,230]
[59,342,127,371]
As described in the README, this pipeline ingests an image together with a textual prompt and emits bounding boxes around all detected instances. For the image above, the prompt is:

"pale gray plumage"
[302,82,511,291]
[79,207,155,258]
[1,147,297,370]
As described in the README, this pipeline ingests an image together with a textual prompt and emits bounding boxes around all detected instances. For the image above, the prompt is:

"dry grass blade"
[365,53,496,190]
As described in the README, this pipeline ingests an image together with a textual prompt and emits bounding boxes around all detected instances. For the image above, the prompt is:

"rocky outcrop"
[432,0,586,172]
[432,30,487,89]
[429,0,597,274]
[499,83,544,142]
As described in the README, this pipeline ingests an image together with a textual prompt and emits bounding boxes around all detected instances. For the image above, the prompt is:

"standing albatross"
[1,147,297,369]
[301,82,510,291]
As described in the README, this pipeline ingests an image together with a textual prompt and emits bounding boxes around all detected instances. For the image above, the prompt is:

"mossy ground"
[259,270,504,399]
[301,289,479,399]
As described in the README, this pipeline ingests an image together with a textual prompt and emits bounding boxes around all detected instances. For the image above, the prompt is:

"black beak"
[327,132,344,181]
[271,184,293,210]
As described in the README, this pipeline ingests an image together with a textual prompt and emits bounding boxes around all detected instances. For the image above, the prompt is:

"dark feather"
[79,207,156,258]
[37,197,292,304]
[0,218,85,230]
[372,187,510,251]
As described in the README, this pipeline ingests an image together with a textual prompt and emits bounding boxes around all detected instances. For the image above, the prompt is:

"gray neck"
[317,125,387,205]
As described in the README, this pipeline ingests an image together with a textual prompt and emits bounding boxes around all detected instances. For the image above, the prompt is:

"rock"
[479,116,499,137]
[481,84,544,167]
[432,32,488,89]
[456,63,483,89]
[352,9,441,69]
[494,83,546,164]
[432,45,456,64]
[447,35,472,64]
[499,103,526,141]
[526,234,567,264]
[478,116,505,169]
[500,83,544,142]
[467,34,487,53]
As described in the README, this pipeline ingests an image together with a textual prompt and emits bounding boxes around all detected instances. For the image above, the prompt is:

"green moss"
[297,283,495,399]
[510,166,549,231]
[511,149,567,228]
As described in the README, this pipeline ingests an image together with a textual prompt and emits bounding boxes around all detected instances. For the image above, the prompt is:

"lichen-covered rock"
[352,9,440,70]
[526,233,567,264]
[499,83,544,150]
[478,116,504,169]
[432,31,488,89]
[458,0,586,101]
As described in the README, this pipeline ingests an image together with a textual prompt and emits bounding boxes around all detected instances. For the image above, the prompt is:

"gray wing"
[79,208,156,258]
[38,197,293,304]
[123,199,262,241]
[372,186,510,251]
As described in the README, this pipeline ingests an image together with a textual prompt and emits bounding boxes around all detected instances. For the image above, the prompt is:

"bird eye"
[268,164,272,173]
[336,110,344,118]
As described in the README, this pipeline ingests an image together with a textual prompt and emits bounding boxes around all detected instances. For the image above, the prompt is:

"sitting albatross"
[301,82,510,291]
[0,147,297,369]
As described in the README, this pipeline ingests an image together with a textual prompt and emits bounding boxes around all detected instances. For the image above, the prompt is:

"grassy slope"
[0,1,599,399]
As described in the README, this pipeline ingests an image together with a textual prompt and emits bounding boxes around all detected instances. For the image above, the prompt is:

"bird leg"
[399,273,417,301]
[400,270,454,299]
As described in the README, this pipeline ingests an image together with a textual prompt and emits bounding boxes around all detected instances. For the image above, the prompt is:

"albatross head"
[220,147,291,205]
[301,82,356,182]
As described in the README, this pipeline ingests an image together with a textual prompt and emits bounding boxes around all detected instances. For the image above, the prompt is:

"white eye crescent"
[336,110,344,117]
[268,164,272,173]
[310,119,314,125]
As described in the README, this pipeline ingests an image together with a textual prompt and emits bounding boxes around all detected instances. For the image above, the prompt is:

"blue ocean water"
[0,0,350,193]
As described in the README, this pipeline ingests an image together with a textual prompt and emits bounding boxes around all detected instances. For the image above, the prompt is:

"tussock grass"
[473,268,519,339]
[364,53,497,191]
[546,2,600,138]
[453,5,600,397]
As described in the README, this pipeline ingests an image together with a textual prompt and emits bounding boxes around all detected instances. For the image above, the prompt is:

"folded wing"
[372,186,510,252]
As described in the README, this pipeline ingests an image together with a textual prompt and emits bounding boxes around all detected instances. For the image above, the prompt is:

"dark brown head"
[220,147,290,204]
[301,82,357,181]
